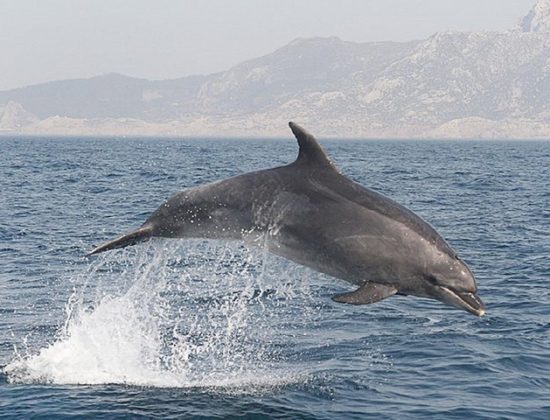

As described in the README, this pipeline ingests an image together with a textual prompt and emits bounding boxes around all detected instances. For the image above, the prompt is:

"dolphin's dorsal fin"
[289,122,335,168]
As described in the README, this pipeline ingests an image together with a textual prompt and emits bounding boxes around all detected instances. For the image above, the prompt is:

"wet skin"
[90,123,485,316]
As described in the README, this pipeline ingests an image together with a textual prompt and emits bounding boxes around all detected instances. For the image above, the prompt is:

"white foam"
[5,240,315,389]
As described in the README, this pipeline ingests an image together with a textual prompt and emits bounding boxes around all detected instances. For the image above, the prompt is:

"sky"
[0,0,535,91]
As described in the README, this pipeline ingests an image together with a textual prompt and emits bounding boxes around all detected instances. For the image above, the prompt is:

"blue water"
[1,136,549,418]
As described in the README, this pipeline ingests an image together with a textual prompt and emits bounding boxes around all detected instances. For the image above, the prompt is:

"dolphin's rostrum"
[89,122,485,317]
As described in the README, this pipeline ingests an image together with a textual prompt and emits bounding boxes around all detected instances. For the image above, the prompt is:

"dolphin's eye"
[426,275,439,285]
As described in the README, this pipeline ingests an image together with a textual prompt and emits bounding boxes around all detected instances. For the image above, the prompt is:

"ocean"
[1,136,549,418]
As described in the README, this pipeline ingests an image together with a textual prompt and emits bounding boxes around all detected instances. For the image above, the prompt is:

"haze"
[0,0,532,91]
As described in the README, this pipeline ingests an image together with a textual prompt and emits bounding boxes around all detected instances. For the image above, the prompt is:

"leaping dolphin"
[89,122,485,316]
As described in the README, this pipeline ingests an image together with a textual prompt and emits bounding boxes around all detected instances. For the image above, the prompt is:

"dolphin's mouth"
[438,287,486,317]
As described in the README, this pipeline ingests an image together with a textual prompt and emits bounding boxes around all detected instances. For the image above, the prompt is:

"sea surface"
[0,136,549,419]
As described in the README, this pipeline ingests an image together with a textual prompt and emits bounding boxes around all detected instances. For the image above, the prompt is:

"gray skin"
[89,122,485,316]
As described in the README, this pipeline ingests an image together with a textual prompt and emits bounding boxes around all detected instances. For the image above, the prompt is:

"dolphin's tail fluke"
[87,225,153,256]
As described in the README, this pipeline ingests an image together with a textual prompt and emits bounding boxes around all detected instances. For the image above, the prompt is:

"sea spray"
[5,239,320,387]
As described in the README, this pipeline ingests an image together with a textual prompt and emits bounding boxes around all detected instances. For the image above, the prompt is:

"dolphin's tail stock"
[87,225,153,256]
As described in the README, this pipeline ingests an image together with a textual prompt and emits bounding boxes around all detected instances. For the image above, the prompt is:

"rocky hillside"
[2,0,550,138]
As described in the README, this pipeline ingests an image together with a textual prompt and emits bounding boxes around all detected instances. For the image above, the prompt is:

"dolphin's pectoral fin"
[331,282,397,305]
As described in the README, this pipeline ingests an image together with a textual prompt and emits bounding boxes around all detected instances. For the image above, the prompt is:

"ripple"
[1,138,549,417]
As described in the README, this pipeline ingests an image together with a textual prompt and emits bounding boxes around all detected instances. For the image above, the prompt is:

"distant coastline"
[2,1,550,140]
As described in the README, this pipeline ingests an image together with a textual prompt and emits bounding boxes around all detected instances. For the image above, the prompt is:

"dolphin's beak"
[437,287,486,317]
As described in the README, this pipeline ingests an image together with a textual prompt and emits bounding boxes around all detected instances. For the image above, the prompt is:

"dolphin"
[89,122,485,316]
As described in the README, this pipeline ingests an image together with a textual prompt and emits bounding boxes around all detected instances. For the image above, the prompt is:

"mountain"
[0,73,208,121]
[2,0,550,138]
[0,38,417,122]
[0,101,39,132]
[520,0,550,32]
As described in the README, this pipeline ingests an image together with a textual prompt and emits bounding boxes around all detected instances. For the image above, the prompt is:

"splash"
[5,240,318,388]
